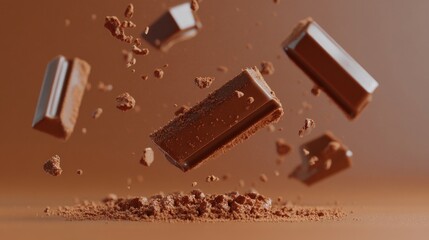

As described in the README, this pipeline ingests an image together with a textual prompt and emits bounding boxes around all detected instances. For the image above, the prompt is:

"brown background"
[1,0,429,239]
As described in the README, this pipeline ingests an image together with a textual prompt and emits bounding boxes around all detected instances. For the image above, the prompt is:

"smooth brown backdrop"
[0,0,429,238]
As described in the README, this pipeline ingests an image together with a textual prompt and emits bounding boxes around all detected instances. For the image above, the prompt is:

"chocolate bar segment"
[283,18,379,119]
[143,2,202,51]
[289,132,352,185]
[32,56,91,140]
[150,67,284,172]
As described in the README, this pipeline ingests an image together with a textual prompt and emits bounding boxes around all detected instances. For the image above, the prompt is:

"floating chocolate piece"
[32,56,91,140]
[143,2,202,51]
[151,67,284,172]
[289,132,352,185]
[283,18,379,119]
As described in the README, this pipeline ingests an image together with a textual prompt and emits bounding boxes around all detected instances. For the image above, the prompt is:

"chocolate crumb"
[134,38,142,46]
[124,4,134,18]
[144,26,150,35]
[76,169,83,175]
[298,118,316,138]
[311,86,321,96]
[174,105,191,116]
[191,182,198,187]
[191,0,199,11]
[303,148,310,156]
[274,0,280,4]
[92,108,103,119]
[81,128,87,134]
[44,207,50,214]
[217,66,229,73]
[324,159,332,170]
[276,157,285,165]
[259,174,268,183]
[163,64,169,68]
[276,138,291,156]
[141,75,149,81]
[309,156,319,166]
[234,90,244,98]
[91,14,97,20]
[267,124,276,132]
[222,174,231,181]
[132,45,149,55]
[274,170,280,177]
[260,61,275,75]
[43,155,62,176]
[65,19,71,27]
[239,180,245,187]
[154,69,164,79]
[116,92,136,111]
[98,82,113,92]
[206,175,220,183]
[140,148,154,167]
[194,77,215,89]
[121,20,136,28]
[247,97,255,104]
[52,190,346,222]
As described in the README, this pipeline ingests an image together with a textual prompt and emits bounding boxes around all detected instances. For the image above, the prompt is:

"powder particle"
[133,45,149,55]
[259,174,268,183]
[144,26,150,35]
[140,148,154,167]
[124,4,134,18]
[274,0,280,4]
[44,207,50,214]
[206,175,220,183]
[163,64,169,68]
[274,170,280,177]
[267,124,276,132]
[247,97,255,104]
[303,148,310,156]
[91,14,97,20]
[92,108,103,119]
[260,61,275,75]
[194,77,215,89]
[311,86,321,96]
[174,105,191,116]
[298,118,316,138]
[76,169,83,175]
[52,190,346,222]
[122,49,133,63]
[276,138,291,156]
[154,69,164,79]
[217,66,229,73]
[191,182,198,187]
[65,19,71,27]
[116,92,136,111]
[43,155,62,177]
[81,128,87,134]
[141,75,149,81]
[191,0,200,11]
[235,90,244,98]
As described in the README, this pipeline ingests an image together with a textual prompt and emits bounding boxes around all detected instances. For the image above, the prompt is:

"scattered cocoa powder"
[51,190,346,222]
[191,0,199,11]
[140,148,154,167]
[124,4,134,18]
[206,175,220,183]
[298,118,316,138]
[116,92,136,111]
[194,77,215,89]
[92,108,103,119]
[260,61,275,75]
[154,69,164,79]
[276,138,291,156]
[43,155,62,176]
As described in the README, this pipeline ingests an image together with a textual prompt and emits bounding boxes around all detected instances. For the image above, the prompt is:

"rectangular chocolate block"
[283,18,379,119]
[289,132,352,185]
[143,2,202,51]
[32,56,91,140]
[150,67,284,172]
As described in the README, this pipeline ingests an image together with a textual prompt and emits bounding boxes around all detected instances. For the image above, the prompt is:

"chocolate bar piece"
[32,56,91,140]
[143,2,202,51]
[151,67,284,172]
[289,132,352,185]
[283,18,379,119]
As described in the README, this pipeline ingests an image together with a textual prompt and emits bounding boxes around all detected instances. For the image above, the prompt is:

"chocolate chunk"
[124,4,134,19]
[154,69,164,79]
[298,118,315,138]
[289,132,353,185]
[150,67,283,172]
[43,155,63,176]
[191,181,198,187]
[140,148,154,167]
[143,2,202,51]
[194,77,214,89]
[190,0,199,12]
[116,92,136,111]
[132,45,149,55]
[76,169,83,175]
[276,138,291,156]
[260,61,275,75]
[282,18,379,119]
[92,108,103,119]
[32,56,91,140]
[311,85,321,96]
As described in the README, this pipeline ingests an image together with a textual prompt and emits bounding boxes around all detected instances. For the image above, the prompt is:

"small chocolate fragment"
[92,108,103,119]
[194,77,214,89]
[32,56,91,140]
[143,2,202,51]
[259,174,268,183]
[140,148,154,167]
[124,4,134,19]
[206,175,220,183]
[191,181,198,187]
[282,18,379,119]
[76,169,83,175]
[174,105,191,116]
[150,67,283,172]
[154,69,164,79]
[235,90,244,98]
[276,138,291,156]
[217,66,229,73]
[132,46,149,55]
[190,0,199,12]
[116,92,136,111]
[298,118,315,137]
[43,155,63,176]
[289,132,353,185]
[260,61,275,75]
[311,86,321,96]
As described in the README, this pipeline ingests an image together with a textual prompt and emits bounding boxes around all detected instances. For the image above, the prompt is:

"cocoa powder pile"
[51,190,345,222]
